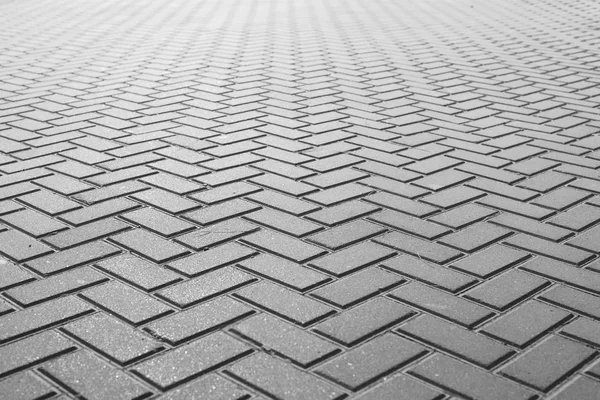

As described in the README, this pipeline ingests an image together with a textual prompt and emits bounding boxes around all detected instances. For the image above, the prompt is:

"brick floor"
[0,0,600,398]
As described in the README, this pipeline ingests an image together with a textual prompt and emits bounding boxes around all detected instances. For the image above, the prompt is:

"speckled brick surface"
[1,0,600,398]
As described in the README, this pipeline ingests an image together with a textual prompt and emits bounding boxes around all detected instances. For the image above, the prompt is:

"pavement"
[0,0,600,398]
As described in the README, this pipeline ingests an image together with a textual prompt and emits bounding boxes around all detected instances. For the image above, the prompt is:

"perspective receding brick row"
[0,0,599,398]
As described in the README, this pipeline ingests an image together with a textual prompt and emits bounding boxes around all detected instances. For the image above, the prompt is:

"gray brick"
[157,266,257,307]
[353,374,443,400]
[561,318,600,347]
[225,353,346,400]
[17,189,81,215]
[81,281,173,325]
[439,223,512,253]
[110,229,191,264]
[183,198,261,226]
[247,190,320,216]
[133,331,252,389]
[505,234,594,266]
[315,332,428,390]
[25,241,121,275]
[308,220,387,250]
[40,350,153,400]
[43,218,131,249]
[232,313,340,367]
[145,296,254,345]
[241,229,327,263]
[0,230,53,262]
[59,198,140,226]
[0,371,57,400]
[234,281,335,327]
[1,208,69,237]
[0,260,35,290]
[244,208,323,237]
[374,231,463,264]
[158,374,250,400]
[488,213,572,242]
[174,218,258,250]
[129,188,201,214]
[369,209,450,240]
[304,183,373,207]
[96,253,182,291]
[120,207,195,237]
[540,285,600,320]
[62,313,164,365]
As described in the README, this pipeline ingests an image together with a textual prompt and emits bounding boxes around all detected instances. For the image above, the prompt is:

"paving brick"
[360,176,429,199]
[315,332,427,391]
[398,314,514,368]
[353,373,443,400]
[166,242,256,277]
[249,173,317,197]
[40,350,153,400]
[43,218,131,250]
[364,192,437,218]
[477,194,555,220]
[81,281,173,325]
[120,207,195,237]
[174,218,258,251]
[305,200,379,226]
[246,189,320,216]
[33,173,93,195]
[390,282,494,328]
[410,354,536,400]
[308,241,396,276]
[157,374,250,400]
[244,208,322,237]
[183,199,261,226]
[74,181,149,205]
[59,198,140,226]
[17,189,81,215]
[505,234,594,266]
[420,185,485,209]
[133,331,252,390]
[427,202,496,229]
[466,178,539,201]
[304,183,373,206]
[550,376,600,400]
[130,188,200,214]
[109,229,191,264]
[241,229,327,263]
[439,223,512,253]
[313,297,414,346]
[96,253,182,291]
[0,260,35,290]
[540,285,600,320]
[354,160,421,182]
[232,313,340,367]
[521,257,600,295]
[0,331,76,378]
[157,266,257,308]
[144,296,254,345]
[368,209,450,240]
[561,318,600,347]
[0,371,57,400]
[0,296,94,343]
[0,229,53,262]
[307,219,386,250]
[464,269,549,310]
[62,313,164,365]
[5,266,108,306]
[488,213,572,242]
[234,281,335,326]
[383,254,477,293]
[500,335,596,392]
[0,182,40,201]
[226,352,346,400]
[374,231,463,264]
[481,300,572,348]
[1,208,69,237]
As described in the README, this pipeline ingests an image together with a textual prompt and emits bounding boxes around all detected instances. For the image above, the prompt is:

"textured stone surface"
[0,0,599,397]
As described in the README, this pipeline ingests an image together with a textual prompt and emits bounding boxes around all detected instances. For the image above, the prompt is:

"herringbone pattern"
[1,0,600,398]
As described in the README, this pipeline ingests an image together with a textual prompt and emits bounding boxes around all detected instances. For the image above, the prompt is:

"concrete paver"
[1,0,600,398]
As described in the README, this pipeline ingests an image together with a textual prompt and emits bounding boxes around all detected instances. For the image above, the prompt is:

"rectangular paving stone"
[540,285,600,320]
[308,241,396,277]
[241,229,327,263]
[409,354,536,400]
[40,350,153,400]
[238,253,330,292]
[109,229,191,264]
[521,257,600,295]
[353,374,443,400]
[383,254,477,293]
[157,266,257,308]
[155,374,250,400]
[562,318,600,347]
[130,188,201,214]
[141,172,204,195]
[305,200,380,226]
[166,242,256,277]
[427,203,495,230]
[190,181,261,204]
[17,189,82,215]
[244,208,323,237]
[464,269,549,310]
[247,190,320,216]
[550,376,600,400]
[315,332,428,391]
[0,331,76,378]
[225,353,346,400]
[420,186,485,209]
[59,198,140,226]
[250,173,318,197]
[304,183,374,206]
[0,296,94,343]
[500,335,596,392]
[85,165,156,187]
[145,296,255,345]
[0,182,40,201]
[488,213,573,242]
[311,267,403,308]
[25,241,121,275]
[43,218,131,249]
[374,231,463,264]
[360,176,428,199]
[476,194,555,220]
[307,219,387,250]
[95,253,182,291]
[0,371,57,400]
[232,313,340,367]
[234,281,335,327]
[0,229,53,262]
[398,314,514,369]
[183,199,261,226]
[1,208,69,237]
[505,234,594,266]
[133,331,252,390]
[449,245,530,278]
[0,260,36,290]
[313,297,414,346]
[73,181,149,205]
[4,267,108,306]
[174,218,258,250]
[389,282,494,328]
[439,223,512,253]
[369,209,450,240]
[465,178,538,201]
[62,313,164,365]
[81,281,173,326]
[548,203,600,231]
[480,300,572,348]
[120,207,195,237]
[567,225,600,253]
